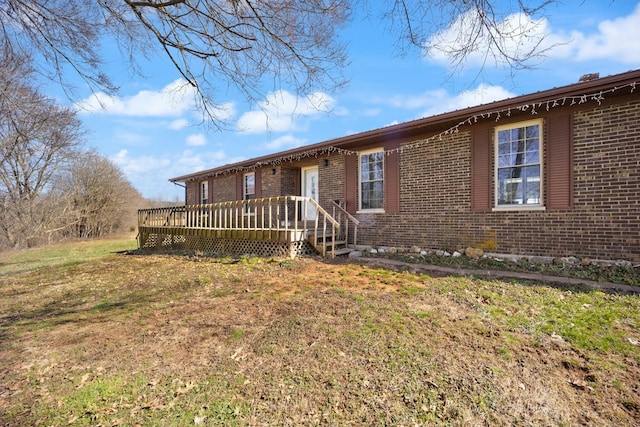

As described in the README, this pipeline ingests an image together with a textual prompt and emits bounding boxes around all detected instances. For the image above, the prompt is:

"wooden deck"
[137,196,359,258]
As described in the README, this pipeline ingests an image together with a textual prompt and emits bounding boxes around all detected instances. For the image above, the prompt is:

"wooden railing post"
[138,196,343,258]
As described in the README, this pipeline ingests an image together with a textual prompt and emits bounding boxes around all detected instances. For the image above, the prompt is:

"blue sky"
[55,1,640,201]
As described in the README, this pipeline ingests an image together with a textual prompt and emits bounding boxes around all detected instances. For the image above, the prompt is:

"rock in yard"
[465,247,484,259]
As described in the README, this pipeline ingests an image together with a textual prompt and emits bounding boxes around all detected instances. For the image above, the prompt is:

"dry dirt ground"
[1,250,639,426]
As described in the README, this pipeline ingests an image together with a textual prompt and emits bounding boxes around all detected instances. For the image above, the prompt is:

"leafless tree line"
[0,52,144,250]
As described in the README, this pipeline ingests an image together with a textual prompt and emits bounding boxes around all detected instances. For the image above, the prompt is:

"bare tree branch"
[0,0,559,125]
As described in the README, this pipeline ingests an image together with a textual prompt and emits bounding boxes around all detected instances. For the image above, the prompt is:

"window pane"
[361,181,384,209]
[498,154,510,167]
[497,165,541,205]
[498,168,521,205]
[244,173,255,196]
[523,165,541,204]
[201,182,208,203]
[361,153,384,180]
[525,140,539,163]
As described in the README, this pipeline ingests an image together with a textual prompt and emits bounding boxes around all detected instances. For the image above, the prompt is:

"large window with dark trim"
[359,148,384,211]
[495,119,543,208]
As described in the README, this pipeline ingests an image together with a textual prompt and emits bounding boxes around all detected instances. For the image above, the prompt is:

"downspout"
[172,181,186,204]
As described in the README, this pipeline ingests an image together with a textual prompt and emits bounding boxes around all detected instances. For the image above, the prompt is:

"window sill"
[356,208,385,214]
[492,205,546,212]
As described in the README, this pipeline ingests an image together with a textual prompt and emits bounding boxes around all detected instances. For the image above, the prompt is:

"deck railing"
[138,196,342,257]
[330,199,360,250]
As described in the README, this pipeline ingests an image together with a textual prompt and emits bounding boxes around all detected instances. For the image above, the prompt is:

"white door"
[302,166,319,220]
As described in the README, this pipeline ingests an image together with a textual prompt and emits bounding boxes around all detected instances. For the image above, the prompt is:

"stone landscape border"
[352,256,640,294]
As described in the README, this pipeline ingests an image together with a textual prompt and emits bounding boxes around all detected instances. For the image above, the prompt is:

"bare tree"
[0,51,82,248]
[1,0,558,122]
[56,150,144,239]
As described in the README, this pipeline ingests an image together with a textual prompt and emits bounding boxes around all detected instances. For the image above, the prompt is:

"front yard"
[1,239,639,425]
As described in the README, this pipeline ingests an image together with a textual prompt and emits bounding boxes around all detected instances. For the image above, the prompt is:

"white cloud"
[76,80,236,122]
[186,133,207,146]
[173,150,245,181]
[110,148,236,200]
[206,102,237,122]
[384,84,516,117]
[236,90,335,134]
[168,118,189,130]
[264,134,308,150]
[426,12,551,68]
[441,84,516,112]
[420,84,516,117]
[570,3,640,64]
[426,5,640,68]
[110,149,177,200]
[76,79,199,117]
[110,149,171,176]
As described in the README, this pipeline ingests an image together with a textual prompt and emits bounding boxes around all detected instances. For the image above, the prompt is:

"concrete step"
[330,247,354,256]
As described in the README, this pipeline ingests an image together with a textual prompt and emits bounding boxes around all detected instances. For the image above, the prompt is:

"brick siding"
[356,98,640,261]
[211,174,236,203]
[183,97,638,261]
[318,155,345,207]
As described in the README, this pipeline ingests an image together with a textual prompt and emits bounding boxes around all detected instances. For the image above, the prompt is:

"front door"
[301,166,319,220]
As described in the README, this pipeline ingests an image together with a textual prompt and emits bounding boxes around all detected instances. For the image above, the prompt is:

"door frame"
[301,166,319,220]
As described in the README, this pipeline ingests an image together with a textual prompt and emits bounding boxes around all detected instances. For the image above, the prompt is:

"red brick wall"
[211,174,236,203]
[319,155,345,208]
[354,97,640,261]
[260,167,280,198]
[186,181,198,205]
[280,167,299,197]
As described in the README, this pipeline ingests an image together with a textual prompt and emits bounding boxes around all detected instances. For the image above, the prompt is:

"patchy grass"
[1,239,639,426]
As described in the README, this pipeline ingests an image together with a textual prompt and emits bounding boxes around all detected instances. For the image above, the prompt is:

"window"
[200,181,208,204]
[359,149,384,211]
[495,119,543,209]
[243,172,255,214]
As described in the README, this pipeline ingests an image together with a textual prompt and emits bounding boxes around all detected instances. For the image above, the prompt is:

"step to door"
[330,247,354,256]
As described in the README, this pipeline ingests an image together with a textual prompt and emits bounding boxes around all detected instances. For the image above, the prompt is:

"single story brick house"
[154,69,639,261]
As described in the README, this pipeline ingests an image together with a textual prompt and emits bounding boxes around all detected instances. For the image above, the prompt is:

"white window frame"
[358,148,385,213]
[243,172,255,215]
[200,180,209,205]
[493,119,545,211]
